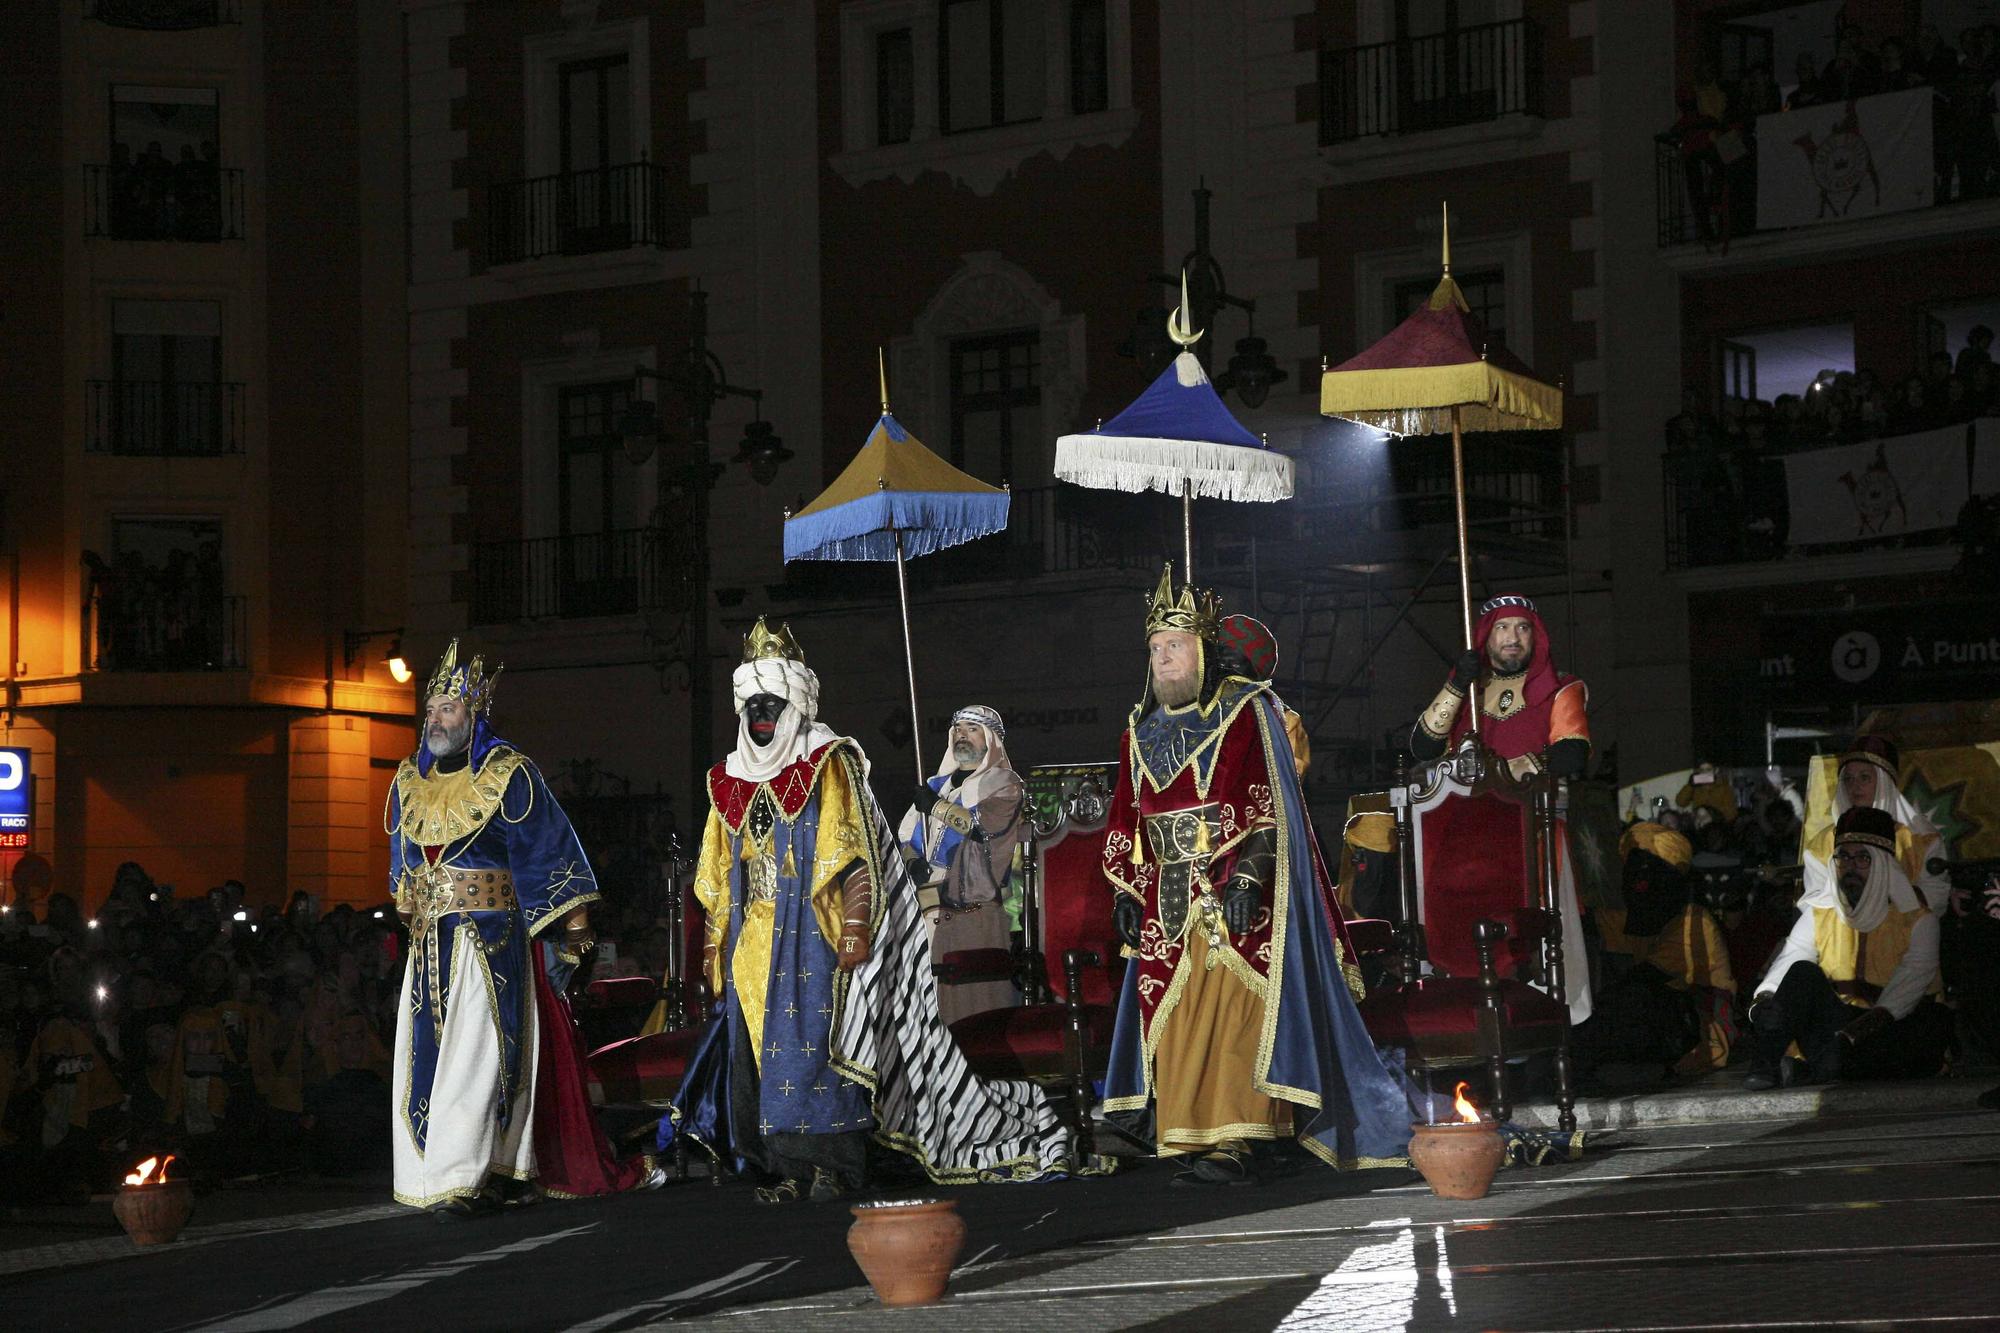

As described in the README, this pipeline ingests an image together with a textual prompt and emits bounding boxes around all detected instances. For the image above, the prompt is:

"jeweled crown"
[1143,563,1220,641]
[742,617,805,664]
[423,638,500,715]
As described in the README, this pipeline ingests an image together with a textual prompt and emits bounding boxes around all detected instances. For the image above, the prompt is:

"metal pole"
[687,289,715,801]
[1450,404,1481,738]
[1181,479,1194,581]
[892,529,925,782]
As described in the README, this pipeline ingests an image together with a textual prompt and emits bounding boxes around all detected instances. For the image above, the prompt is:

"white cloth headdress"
[933,706,1013,808]
[727,656,837,783]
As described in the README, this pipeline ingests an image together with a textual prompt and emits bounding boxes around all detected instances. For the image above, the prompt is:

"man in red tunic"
[1407,593,1594,1024]
[1101,568,1412,1184]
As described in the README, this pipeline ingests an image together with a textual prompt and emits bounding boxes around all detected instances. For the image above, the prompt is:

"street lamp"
[343,627,410,683]
[613,285,785,794]
[1121,183,1288,406]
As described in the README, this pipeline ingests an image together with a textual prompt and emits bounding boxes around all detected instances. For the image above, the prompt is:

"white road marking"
[559,1258,800,1332]
[1276,1223,1418,1332]
[184,1223,599,1332]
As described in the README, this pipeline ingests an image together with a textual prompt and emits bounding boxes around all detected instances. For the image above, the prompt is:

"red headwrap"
[1448,595,1578,758]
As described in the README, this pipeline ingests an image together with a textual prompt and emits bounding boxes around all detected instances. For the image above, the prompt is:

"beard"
[1490,646,1529,673]
[952,740,985,768]
[425,716,473,759]
[1151,669,1199,709]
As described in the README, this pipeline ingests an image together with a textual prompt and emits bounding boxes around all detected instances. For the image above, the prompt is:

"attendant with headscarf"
[897,705,1026,1024]
[1746,807,1949,1089]
[1800,736,1950,913]
[668,620,1084,1204]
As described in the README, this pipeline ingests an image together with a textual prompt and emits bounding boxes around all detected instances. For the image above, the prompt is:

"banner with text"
[1781,420,1989,548]
[1756,86,1934,230]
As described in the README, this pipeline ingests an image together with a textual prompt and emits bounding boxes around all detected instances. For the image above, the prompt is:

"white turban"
[726,658,835,782]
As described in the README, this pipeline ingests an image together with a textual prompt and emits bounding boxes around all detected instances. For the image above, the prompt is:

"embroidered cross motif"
[775,969,788,982]
[785,1002,799,1017]
[798,967,812,981]
[801,1039,817,1057]
[811,1080,830,1094]
[797,1119,811,1133]
[767,1039,782,1058]
[819,1002,833,1015]
[779,1079,796,1096]
[759,1117,774,1135]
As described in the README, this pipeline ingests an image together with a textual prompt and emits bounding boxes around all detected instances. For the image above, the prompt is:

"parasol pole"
[891,526,926,782]
[1181,479,1194,581]
[1450,403,1482,739]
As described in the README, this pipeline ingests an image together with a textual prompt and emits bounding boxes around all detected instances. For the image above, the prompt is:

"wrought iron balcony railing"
[84,588,246,672]
[471,527,692,623]
[84,162,245,241]
[487,160,673,265]
[86,379,245,457]
[84,0,238,28]
[1319,17,1543,144]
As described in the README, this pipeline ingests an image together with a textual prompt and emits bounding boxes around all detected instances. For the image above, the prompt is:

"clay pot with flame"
[113,1155,193,1246]
[1407,1082,1505,1201]
[846,1198,966,1307]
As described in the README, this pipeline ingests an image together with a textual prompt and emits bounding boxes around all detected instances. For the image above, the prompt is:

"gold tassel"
[780,845,797,878]
[1130,831,1145,866]
[1195,818,1210,854]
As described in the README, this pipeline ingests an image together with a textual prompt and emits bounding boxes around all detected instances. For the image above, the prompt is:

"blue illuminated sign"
[0,747,31,849]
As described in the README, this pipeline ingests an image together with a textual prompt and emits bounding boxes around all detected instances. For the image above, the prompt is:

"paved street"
[4,1104,1998,1331]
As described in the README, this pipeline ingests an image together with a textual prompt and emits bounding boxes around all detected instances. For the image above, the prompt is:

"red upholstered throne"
[1353,743,1577,1129]
[943,763,1123,1153]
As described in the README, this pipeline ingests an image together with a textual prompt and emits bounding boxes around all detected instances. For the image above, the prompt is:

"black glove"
[1113,895,1143,949]
[911,785,941,816]
[904,853,934,885]
[1223,877,1260,934]
[1448,648,1484,690]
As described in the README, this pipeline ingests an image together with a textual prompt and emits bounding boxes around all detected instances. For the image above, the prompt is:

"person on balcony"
[1800,736,1950,914]
[1746,807,1949,1089]
[670,621,1082,1203]
[386,640,660,1218]
[1406,593,1594,1024]
[1099,566,1411,1185]
[896,705,1026,1025]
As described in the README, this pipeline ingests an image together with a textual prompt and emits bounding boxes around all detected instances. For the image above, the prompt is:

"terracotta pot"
[846,1199,966,1307]
[1408,1120,1504,1200]
[113,1179,195,1246]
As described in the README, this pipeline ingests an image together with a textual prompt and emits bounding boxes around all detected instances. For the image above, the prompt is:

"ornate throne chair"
[1353,742,1577,1129]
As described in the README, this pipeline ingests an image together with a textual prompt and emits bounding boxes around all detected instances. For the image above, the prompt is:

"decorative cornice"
[830,108,1141,197]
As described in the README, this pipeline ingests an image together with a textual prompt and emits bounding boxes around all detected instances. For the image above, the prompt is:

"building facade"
[0,1,412,912]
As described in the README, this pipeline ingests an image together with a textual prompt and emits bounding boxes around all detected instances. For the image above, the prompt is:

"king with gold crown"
[1099,565,1414,1182]
[667,619,1087,1201]
[386,640,625,1215]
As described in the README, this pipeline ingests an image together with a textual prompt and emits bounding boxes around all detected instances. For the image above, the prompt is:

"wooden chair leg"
[1473,918,1511,1123]
[1554,1023,1578,1134]
[1062,948,1099,1161]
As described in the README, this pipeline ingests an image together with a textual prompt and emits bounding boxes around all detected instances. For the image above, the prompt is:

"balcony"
[471,527,691,623]
[84,162,245,242]
[86,380,245,457]
[84,0,238,28]
[1662,416,1999,571]
[487,161,673,265]
[83,585,245,673]
[1319,18,1543,145]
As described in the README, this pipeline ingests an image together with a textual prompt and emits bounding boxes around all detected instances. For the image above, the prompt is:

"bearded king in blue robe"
[669,619,1086,1201]
[386,641,608,1215]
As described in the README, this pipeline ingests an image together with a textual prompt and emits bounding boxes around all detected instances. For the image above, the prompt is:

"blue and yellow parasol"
[784,355,1010,778]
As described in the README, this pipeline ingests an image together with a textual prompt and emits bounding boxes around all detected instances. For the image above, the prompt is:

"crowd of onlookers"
[1661,20,2000,243]
[1666,328,1998,563]
[0,855,677,1202]
[82,543,234,672]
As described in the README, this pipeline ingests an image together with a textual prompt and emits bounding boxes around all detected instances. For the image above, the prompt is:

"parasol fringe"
[1053,434,1295,502]
[783,488,1011,563]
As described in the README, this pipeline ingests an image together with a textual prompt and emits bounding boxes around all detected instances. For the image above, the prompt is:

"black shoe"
[1174,1147,1257,1187]
[808,1168,845,1204]
[753,1177,806,1205]
[1743,1069,1778,1091]
[433,1191,501,1223]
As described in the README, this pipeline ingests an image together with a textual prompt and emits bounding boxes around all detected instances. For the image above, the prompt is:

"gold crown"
[742,617,805,664]
[1143,563,1220,640]
[423,638,500,715]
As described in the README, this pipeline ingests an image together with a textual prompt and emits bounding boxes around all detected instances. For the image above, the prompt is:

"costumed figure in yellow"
[667,621,1084,1203]
[1800,735,1950,913]
[1100,567,1413,1185]
[385,641,603,1216]
[1571,823,1737,1078]
[1747,806,1950,1088]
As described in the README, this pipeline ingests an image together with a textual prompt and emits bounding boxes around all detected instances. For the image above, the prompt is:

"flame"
[123,1154,176,1186]
[1452,1082,1481,1124]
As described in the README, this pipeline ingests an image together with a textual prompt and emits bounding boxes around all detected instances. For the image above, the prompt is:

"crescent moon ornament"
[1167,269,1203,350]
